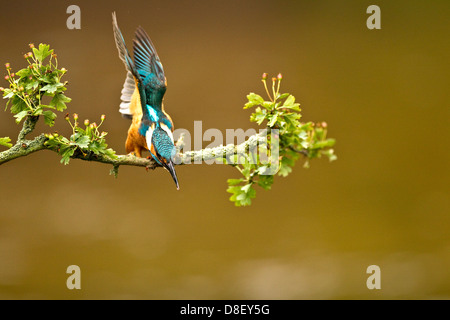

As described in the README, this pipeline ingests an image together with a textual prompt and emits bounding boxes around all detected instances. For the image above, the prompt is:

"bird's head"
[150,127,179,190]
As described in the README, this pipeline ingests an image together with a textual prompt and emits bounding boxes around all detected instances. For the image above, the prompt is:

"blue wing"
[112,12,138,79]
[133,26,167,108]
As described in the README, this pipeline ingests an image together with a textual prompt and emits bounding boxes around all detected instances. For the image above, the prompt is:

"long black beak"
[164,160,179,190]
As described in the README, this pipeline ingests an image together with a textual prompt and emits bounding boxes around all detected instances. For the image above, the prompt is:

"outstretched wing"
[112,12,138,78]
[112,12,143,119]
[133,26,167,108]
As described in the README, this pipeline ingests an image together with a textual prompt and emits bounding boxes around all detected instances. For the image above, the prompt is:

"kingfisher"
[112,13,179,189]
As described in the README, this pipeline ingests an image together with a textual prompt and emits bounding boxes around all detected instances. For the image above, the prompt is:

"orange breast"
[124,89,148,156]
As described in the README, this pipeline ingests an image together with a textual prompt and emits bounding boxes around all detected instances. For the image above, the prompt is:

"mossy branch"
[0,118,272,170]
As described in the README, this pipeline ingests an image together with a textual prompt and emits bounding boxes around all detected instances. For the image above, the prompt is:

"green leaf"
[103,148,118,159]
[268,112,278,127]
[40,82,63,95]
[257,175,274,190]
[278,157,294,177]
[60,147,75,165]
[10,96,28,114]
[33,44,53,62]
[241,183,252,193]
[283,112,301,126]
[74,135,90,149]
[16,68,31,78]
[43,110,57,127]
[227,182,256,206]
[283,103,301,111]
[227,178,243,186]
[0,137,13,148]
[38,73,57,84]
[250,107,267,125]
[238,184,256,206]
[25,80,40,91]
[49,93,71,111]
[312,138,336,149]
[283,95,296,107]
[3,88,14,100]
[227,186,244,206]
[14,110,29,124]
[261,101,274,110]
[248,92,264,104]
[276,93,290,100]
[244,92,265,109]
[32,107,43,116]
[241,165,251,180]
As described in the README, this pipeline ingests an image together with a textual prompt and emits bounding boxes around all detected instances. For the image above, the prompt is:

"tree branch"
[0,117,272,171]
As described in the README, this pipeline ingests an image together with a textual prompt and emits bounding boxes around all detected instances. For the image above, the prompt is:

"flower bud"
[271,77,277,82]
[84,119,90,126]
[10,73,15,78]
[0,87,3,92]
[61,68,67,72]
[5,63,10,69]
[262,73,268,80]
[29,43,35,49]
[64,113,70,121]
[73,113,78,120]
[4,75,9,81]
[321,122,327,128]
[277,73,283,80]
[101,114,105,121]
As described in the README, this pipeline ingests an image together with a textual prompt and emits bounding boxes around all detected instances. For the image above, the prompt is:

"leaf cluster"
[227,74,337,206]
[1,43,71,127]
[44,114,117,165]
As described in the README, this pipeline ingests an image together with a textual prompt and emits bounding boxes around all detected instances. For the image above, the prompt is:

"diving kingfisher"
[112,13,179,189]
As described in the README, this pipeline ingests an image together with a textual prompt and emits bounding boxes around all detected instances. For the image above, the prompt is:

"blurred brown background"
[0,0,449,299]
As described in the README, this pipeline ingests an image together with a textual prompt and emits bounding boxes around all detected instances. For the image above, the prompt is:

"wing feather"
[119,71,136,119]
[133,26,167,107]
